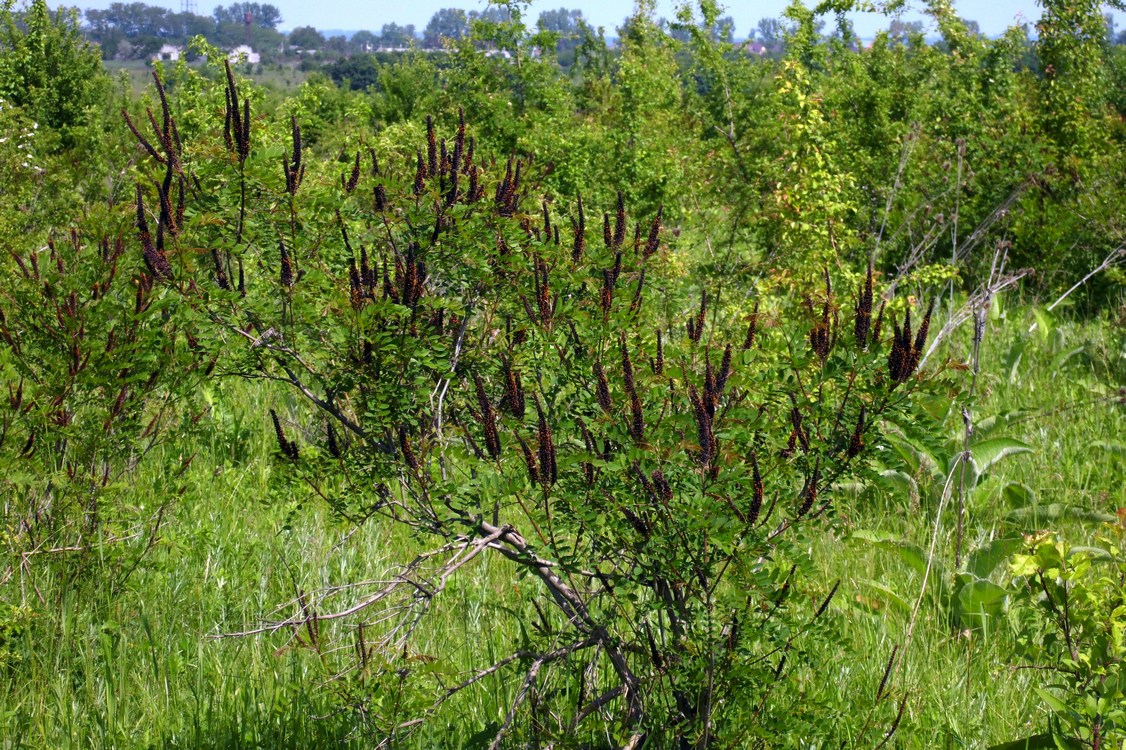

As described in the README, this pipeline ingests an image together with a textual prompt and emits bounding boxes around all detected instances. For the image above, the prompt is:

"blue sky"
[74,0,1125,39]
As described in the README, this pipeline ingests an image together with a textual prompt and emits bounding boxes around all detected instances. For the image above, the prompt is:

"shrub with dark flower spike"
[113,94,948,749]
[781,428,798,458]
[533,255,552,328]
[570,194,587,263]
[612,192,627,250]
[872,300,886,347]
[517,434,539,484]
[348,259,363,310]
[629,268,646,316]
[211,250,230,290]
[413,151,426,196]
[643,207,662,258]
[501,355,525,419]
[847,405,866,458]
[343,151,360,193]
[426,115,437,177]
[399,426,419,471]
[136,185,171,281]
[790,404,810,453]
[279,239,294,289]
[689,383,715,466]
[360,247,374,296]
[797,463,820,518]
[594,362,612,414]
[716,344,733,394]
[911,299,935,370]
[742,300,760,350]
[688,289,707,344]
[621,333,644,442]
[887,299,933,385]
[534,398,557,487]
[601,269,614,321]
[270,409,299,460]
[474,375,501,460]
[652,470,673,505]
[855,263,874,349]
[749,451,764,525]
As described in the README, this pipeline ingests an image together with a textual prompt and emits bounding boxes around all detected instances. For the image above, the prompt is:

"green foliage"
[0,0,1124,746]
[117,63,944,746]
[0,215,207,577]
[0,0,108,147]
[1008,534,1126,747]
[328,54,378,91]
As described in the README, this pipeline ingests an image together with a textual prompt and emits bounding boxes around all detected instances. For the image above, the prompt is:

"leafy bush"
[1006,534,1126,748]
[118,61,944,746]
[0,154,205,593]
[0,0,108,148]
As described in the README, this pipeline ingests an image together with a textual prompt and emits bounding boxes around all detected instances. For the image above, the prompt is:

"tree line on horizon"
[74,0,1107,64]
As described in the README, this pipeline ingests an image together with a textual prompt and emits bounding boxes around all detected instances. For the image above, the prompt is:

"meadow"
[1,1,1125,748]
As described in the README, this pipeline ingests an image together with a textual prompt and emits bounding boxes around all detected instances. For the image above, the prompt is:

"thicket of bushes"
[0,0,1124,747]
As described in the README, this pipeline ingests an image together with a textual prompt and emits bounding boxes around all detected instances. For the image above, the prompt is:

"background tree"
[710,13,735,42]
[288,25,324,50]
[324,34,349,57]
[328,53,377,89]
[755,16,785,52]
[379,22,416,47]
[0,0,107,146]
[422,8,469,48]
[349,29,377,52]
[536,6,582,34]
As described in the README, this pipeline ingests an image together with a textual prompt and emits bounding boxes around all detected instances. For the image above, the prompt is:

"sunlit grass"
[1,305,1122,748]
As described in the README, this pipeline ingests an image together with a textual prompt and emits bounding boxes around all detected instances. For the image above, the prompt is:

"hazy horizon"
[70,0,1126,40]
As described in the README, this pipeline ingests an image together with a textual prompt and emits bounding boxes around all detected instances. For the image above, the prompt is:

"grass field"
[0,300,1122,749]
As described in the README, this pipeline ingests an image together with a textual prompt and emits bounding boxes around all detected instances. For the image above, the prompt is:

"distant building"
[228,45,260,64]
[153,44,182,62]
[744,41,767,56]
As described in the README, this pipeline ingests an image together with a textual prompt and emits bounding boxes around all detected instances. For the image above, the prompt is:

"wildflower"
[572,193,586,263]
[855,262,874,349]
[474,375,502,460]
[742,301,760,350]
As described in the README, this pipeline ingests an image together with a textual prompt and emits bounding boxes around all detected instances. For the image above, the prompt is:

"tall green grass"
[1,304,1122,748]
